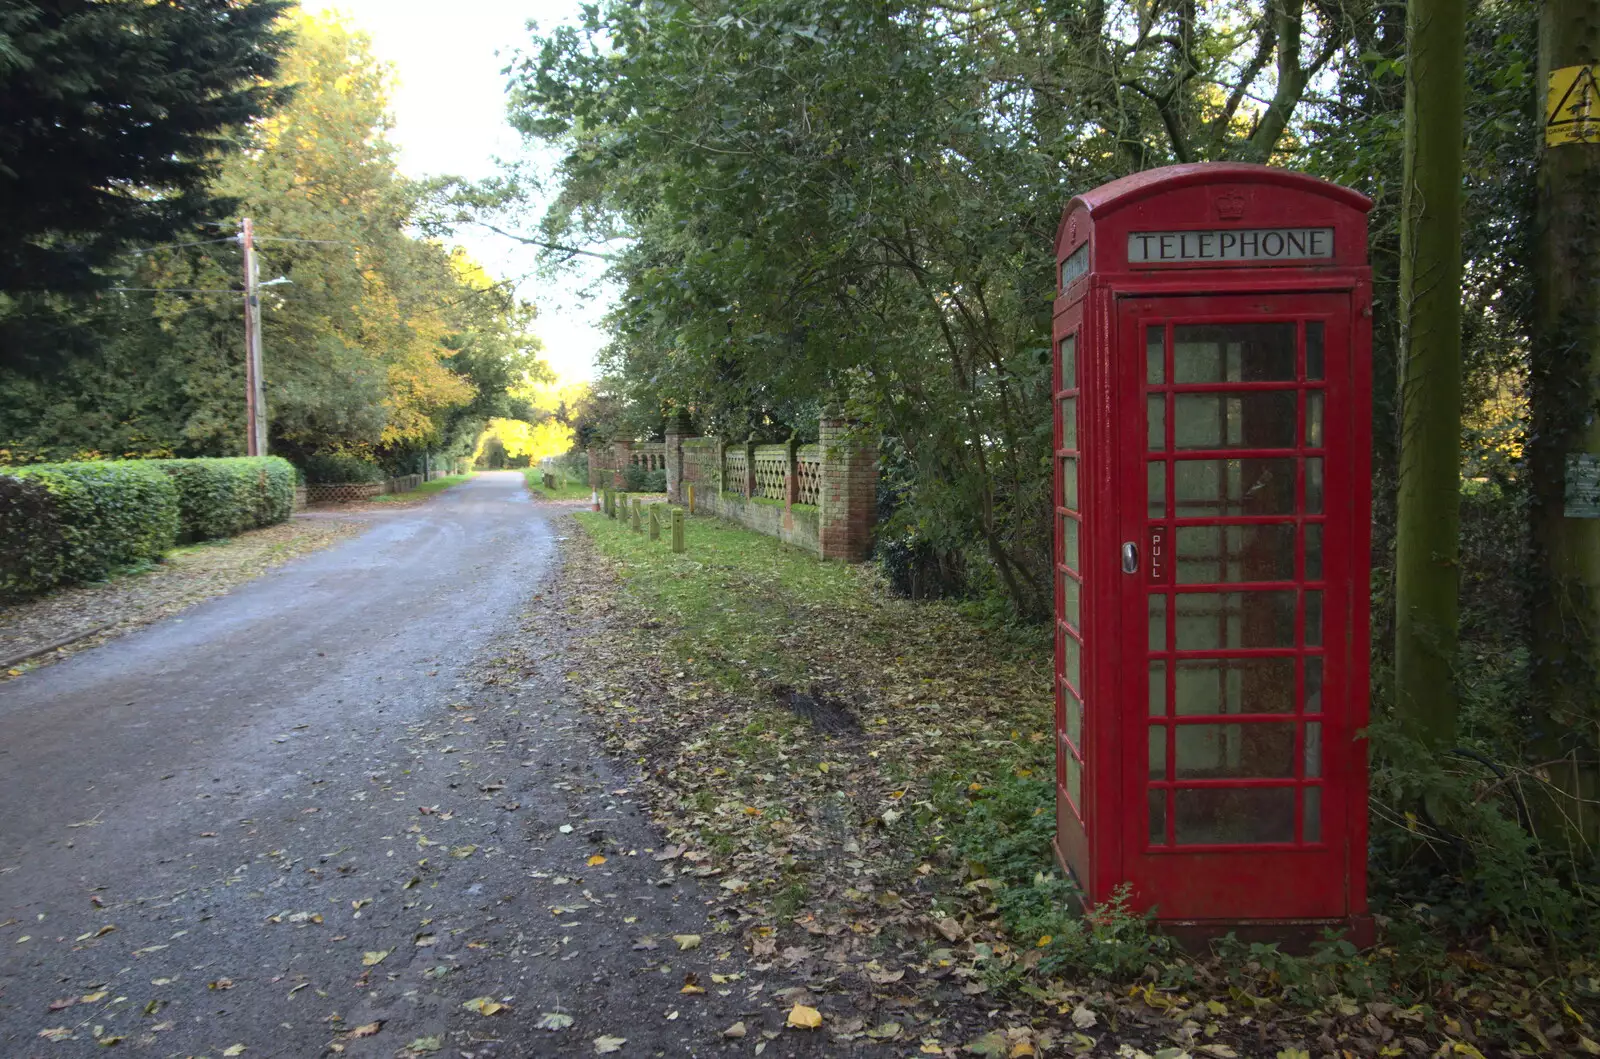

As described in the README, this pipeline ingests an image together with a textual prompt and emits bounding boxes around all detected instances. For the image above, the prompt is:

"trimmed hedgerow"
[302,452,385,485]
[158,457,295,541]
[0,456,296,600]
[1,461,180,599]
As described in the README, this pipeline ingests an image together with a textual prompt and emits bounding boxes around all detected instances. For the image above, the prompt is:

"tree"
[1527,0,1600,844]
[0,0,291,298]
[1393,0,1468,749]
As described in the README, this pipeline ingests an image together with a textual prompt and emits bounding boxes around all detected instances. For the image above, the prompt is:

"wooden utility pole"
[1528,0,1600,843]
[241,218,267,457]
[1393,0,1468,748]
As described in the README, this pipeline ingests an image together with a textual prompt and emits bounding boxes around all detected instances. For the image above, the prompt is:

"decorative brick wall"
[651,415,877,561]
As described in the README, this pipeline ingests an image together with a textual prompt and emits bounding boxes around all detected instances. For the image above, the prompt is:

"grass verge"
[370,473,474,502]
[520,467,596,501]
[561,510,1599,1057]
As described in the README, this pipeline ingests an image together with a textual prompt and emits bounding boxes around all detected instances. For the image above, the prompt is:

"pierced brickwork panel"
[629,444,667,472]
[725,450,749,497]
[796,445,822,506]
[753,445,788,500]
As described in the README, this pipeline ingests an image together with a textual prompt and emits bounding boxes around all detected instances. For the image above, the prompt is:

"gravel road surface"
[0,472,836,1058]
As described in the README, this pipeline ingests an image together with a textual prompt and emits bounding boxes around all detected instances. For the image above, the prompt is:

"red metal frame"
[1052,163,1372,938]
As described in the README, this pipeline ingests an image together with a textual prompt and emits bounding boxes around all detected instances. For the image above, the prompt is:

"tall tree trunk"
[1527,0,1600,847]
[1393,0,1467,748]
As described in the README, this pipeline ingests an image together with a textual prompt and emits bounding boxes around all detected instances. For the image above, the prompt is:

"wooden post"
[672,508,685,553]
[649,504,661,541]
[687,482,696,515]
[631,498,642,532]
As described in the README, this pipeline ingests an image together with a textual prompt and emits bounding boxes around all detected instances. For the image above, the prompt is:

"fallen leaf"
[724,1021,747,1039]
[222,1047,246,1057]
[587,854,608,866]
[964,1030,1008,1057]
[593,1035,627,1053]
[1071,1004,1097,1029]
[1010,1042,1036,1058]
[866,1022,903,1040]
[405,1036,443,1053]
[536,1012,574,1031]
[680,972,705,995]
[463,996,506,1016]
[208,978,234,991]
[787,1004,822,1030]
[39,1027,73,1042]
[559,824,575,834]
[450,845,477,859]
[350,1022,383,1038]
[361,950,390,967]
[80,991,107,1003]
[673,934,701,950]
[414,934,436,947]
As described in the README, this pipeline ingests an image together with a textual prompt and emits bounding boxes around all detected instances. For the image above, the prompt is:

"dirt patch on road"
[0,513,361,677]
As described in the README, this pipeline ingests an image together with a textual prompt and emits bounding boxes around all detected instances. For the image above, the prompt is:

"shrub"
[302,452,385,484]
[157,456,295,541]
[1,461,179,598]
[623,465,667,492]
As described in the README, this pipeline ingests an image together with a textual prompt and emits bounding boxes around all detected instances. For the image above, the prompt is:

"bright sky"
[300,0,609,384]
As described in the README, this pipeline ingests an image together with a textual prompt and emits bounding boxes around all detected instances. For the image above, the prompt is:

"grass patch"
[521,467,600,501]
[371,474,473,502]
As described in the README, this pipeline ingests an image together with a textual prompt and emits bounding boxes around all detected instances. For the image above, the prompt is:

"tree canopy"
[0,0,292,297]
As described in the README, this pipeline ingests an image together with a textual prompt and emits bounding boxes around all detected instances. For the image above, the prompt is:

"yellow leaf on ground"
[787,1004,823,1029]
[361,950,389,967]
[222,1047,246,1057]
[463,996,506,1016]
[672,934,701,950]
[587,854,607,866]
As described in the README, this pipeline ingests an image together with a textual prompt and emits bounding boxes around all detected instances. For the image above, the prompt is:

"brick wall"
[645,415,877,561]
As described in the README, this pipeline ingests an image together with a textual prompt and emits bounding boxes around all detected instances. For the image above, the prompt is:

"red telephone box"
[1052,163,1373,939]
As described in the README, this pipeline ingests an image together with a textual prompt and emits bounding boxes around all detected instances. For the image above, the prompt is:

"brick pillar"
[611,440,632,489]
[587,447,603,489]
[665,411,692,504]
[819,413,878,561]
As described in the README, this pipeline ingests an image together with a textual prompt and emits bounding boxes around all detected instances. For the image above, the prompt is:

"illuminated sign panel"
[1128,227,1334,264]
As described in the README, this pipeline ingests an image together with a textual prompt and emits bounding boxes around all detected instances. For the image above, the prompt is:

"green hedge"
[302,452,385,484]
[1,461,179,599]
[0,456,296,600]
[160,457,295,541]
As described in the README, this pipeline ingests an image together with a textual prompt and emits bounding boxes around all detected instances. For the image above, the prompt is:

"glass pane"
[1065,687,1082,746]
[1174,458,1297,518]
[1147,326,1164,384]
[1173,323,1297,383]
[1061,456,1078,510]
[1303,786,1321,843]
[1149,662,1166,716]
[1149,726,1167,780]
[1060,397,1077,451]
[1175,657,1297,715]
[1149,594,1168,651]
[1061,569,1080,628]
[1306,391,1325,446]
[1060,334,1077,389]
[1174,722,1296,779]
[1305,523,1323,580]
[1148,395,1166,450]
[1064,631,1081,690]
[1062,514,1079,570]
[1305,657,1323,713]
[1175,524,1296,584]
[1306,458,1323,513]
[1306,322,1324,380]
[1175,787,1295,845]
[1305,590,1323,646]
[1305,721,1322,778]
[1148,789,1168,846]
[1065,753,1081,808]
[1148,461,1166,518]
[1174,591,1297,650]
[1174,392,1298,450]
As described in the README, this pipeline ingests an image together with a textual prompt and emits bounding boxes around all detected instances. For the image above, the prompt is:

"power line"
[108,286,244,294]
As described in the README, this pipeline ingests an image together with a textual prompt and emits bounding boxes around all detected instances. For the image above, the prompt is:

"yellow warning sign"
[1547,64,1600,146]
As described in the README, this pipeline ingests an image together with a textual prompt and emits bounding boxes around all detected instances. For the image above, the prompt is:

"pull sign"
[1148,526,1167,582]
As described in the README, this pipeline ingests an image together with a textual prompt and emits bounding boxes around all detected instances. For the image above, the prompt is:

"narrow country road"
[0,473,833,1058]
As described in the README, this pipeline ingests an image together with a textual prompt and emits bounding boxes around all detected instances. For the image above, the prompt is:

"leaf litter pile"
[559,511,1599,1058]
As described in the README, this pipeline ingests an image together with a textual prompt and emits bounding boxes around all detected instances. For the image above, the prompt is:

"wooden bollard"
[631,498,642,532]
[649,504,661,541]
[686,482,695,515]
[671,508,685,553]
